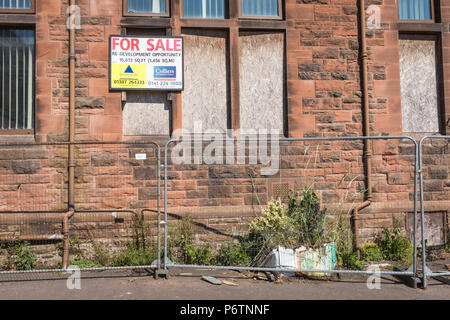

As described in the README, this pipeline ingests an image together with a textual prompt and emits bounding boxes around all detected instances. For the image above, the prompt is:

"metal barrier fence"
[1,135,449,289]
[162,136,421,283]
[418,135,450,288]
[0,141,163,279]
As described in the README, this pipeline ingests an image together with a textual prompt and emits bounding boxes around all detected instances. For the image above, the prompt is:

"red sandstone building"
[0,0,449,256]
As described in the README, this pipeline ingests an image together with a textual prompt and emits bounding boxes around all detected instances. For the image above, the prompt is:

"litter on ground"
[201,276,222,285]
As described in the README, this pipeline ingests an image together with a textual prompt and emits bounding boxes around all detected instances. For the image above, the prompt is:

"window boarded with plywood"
[399,38,440,133]
[406,211,447,247]
[182,30,229,132]
[239,31,284,132]
[123,92,170,136]
[123,28,170,136]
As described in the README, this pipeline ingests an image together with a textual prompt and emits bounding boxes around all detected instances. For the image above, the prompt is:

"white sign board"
[109,36,184,91]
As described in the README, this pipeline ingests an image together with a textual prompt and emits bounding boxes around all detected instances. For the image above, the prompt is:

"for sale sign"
[109,36,184,91]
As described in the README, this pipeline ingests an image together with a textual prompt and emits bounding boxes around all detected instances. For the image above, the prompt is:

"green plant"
[287,187,327,248]
[58,237,82,258]
[111,212,160,267]
[112,243,158,267]
[360,243,383,262]
[377,225,413,264]
[0,244,14,270]
[90,240,111,266]
[14,241,36,270]
[71,257,101,269]
[0,241,37,271]
[213,241,253,266]
[131,212,150,250]
[337,248,366,270]
[168,215,195,264]
[1,241,33,271]
[168,216,256,266]
[84,230,112,267]
[249,199,295,248]
[184,243,213,265]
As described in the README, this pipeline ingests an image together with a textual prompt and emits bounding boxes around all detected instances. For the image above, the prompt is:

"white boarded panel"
[399,39,439,133]
[182,30,228,132]
[123,92,170,136]
[239,32,284,132]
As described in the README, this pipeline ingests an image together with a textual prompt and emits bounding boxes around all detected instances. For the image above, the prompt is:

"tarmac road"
[0,268,448,300]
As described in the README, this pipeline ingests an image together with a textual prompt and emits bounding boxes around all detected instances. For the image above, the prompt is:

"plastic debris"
[296,242,336,277]
[222,280,238,287]
[201,276,222,285]
[260,246,297,276]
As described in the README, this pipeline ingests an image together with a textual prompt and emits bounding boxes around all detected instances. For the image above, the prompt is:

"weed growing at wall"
[63,213,160,269]
[337,248,366,270]
[287,188,327,248]
[213,241,253,266]
[14,241,37,270]
[184,243,213,265]
[249,199,295,248]
[71,258,101,269]
[168,215,214,265]
[112,213,158,267]
[377,225,413,264]
[0,240,36,271]
[360,243,383,262]
[167,215,254,266]
[112,244,158,267]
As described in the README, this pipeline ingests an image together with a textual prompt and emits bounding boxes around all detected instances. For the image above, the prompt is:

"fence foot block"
[393,266,422,289]
[154,269,169,279]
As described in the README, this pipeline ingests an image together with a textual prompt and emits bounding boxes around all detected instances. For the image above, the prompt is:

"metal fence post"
[418,136,450,289]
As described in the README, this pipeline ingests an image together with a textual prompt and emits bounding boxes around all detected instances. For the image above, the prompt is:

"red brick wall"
[33,0,450,140]
[35,0,122,143]
[1,1,448,247]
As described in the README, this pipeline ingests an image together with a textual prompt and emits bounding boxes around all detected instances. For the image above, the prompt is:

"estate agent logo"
[154,66,177,80]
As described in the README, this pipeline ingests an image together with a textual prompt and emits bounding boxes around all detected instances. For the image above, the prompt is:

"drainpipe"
[62,208,75,269]
[68,0,76,210]
[63,0,77,268]
[353,0,373,258]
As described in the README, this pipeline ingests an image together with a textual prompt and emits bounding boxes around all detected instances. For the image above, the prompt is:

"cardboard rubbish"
[260,246,297,276]
[295,242,336,277]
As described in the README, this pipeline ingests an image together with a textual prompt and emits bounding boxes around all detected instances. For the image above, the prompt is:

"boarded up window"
[406,211,447,247]
[122,28,170,136]
[123,92,170,136]
[399,38,440,133]
[239,31,284,132]
[182,30,228,132]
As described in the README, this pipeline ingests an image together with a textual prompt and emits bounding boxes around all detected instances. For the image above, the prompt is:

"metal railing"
[0,135,448,289]
[0,141,162,278]
[418,135,450,288]
[162,136,420,282]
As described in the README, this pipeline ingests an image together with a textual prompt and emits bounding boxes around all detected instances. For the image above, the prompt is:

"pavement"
[0,268,449,300]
